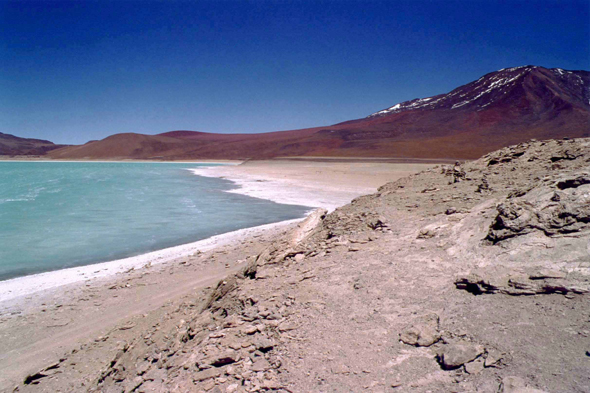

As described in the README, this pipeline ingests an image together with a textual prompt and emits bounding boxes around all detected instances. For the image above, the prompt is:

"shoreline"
[0,161,304,304]
[0,158,242,164]
[0,218,302,304]
[0,160,434,305]
[0,158,437,389]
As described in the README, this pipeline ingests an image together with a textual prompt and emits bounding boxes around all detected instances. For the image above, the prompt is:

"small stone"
[445,207,457,215]
[278,322,296,332]
[251,358,271,372]
[437,343,484,370]
[464,357,485,374]
[227,341,242,350]
[484,349,503,367]
[261,379,280,389]
[202,379,216,391]
[253,336,274,352]
[399,313,441,347]
[294,254,305,262]
[242,325,258,335]
[194,367,222,382]
[205,350,239,367]
[529,269,567,280]
[417,228,436,239]
[226,383,239,393]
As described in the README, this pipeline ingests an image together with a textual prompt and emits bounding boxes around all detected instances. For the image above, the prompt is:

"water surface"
[0,162,310,280]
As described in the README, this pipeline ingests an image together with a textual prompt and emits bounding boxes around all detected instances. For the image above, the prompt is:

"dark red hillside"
[0,132,67,156]
[48,66,590,160]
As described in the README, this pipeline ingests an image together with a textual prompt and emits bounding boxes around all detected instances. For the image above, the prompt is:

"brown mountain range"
[0,132,67,156]
[37,66,590,160]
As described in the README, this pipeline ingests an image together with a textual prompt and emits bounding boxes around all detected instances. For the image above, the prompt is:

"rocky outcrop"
[486,173,590,243]
[455,267,589,296]
[85,209,329,393]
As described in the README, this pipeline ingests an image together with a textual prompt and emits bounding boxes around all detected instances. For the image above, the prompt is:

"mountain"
[48,66,590,160]
[0,132,67,156]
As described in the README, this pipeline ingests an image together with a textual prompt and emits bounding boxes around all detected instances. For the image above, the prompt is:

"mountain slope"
[0,132,66,156]
[48,66,590,160]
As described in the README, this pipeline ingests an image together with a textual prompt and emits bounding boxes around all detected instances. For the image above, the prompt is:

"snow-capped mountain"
[369,66,589,117]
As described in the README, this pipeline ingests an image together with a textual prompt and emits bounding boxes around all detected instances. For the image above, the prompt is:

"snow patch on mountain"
[368,66,588,118]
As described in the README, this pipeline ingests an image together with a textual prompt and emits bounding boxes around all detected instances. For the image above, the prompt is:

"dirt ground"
[2,138,589,392]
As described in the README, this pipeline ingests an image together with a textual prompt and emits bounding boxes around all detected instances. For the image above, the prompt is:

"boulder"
[399,313,441,347]
[437,342,484,370]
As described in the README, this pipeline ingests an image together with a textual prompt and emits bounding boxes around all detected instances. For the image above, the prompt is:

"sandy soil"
[191,160,433,211]
[0,160,433,390]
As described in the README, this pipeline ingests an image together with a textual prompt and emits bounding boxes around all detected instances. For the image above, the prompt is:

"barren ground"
[2,139,589,393]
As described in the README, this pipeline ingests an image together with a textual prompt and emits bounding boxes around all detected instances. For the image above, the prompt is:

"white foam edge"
[187,166,359,212]
[0,218,303,303]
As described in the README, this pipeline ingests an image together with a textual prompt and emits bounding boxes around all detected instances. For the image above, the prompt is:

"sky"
[1,0,589,145]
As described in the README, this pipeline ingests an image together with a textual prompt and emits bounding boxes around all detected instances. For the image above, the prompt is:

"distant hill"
[0,132,67,156]
[47,65,590,160]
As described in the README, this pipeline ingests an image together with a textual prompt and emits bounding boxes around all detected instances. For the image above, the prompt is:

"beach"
[0,159,433,389]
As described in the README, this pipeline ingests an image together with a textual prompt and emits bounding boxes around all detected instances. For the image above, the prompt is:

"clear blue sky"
[1,0,588,145]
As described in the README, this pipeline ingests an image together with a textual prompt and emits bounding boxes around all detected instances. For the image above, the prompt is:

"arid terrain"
[0,133,66,156]
[2,137,589,392]
[35,66,590,161]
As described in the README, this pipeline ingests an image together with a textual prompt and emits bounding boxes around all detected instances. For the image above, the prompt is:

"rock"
[227,340,242,350]
[486,174,590,243]
[193,367,222,382]
[556,174,590,189]
[399,313,441,347]
[437,343,484,370]
[226,383,239,393]
[500,376,549,393]
[253,336,274,352]
[278,322,297,332]
[464,357,485,374]
[261,379,281,389]
[294,253,305,262]
[209,331,225,339]
[484,348,504,367]
[202,379,216,391]
[242,325,258,335]
[456,269,589,296]
[455,273,501,295]
[222,315,242,328]
[251,357,271,372]
[529,269,567,280]
[476,177,491,193]
[417,228,436,239]
[331,364,350,374]
[205,350,239,367]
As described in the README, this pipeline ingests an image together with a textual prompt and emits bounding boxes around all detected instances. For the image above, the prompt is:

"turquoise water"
[0,162,310,281]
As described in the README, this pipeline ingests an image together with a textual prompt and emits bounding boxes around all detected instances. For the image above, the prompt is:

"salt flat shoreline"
[0,159,432,305]
[0,218,303,304]
[0,159,435,388]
